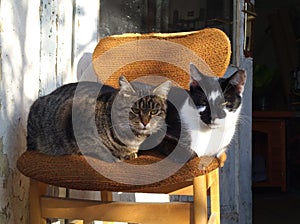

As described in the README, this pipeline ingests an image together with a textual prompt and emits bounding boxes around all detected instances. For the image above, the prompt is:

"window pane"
[100,0,233,39]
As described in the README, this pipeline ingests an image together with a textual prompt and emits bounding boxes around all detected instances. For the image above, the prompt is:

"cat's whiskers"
[152,124,166,132]
[237,114,251,127]
[108,123,131,131]
[208,123,222,129]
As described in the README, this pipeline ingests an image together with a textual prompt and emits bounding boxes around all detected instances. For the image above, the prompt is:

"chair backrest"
[92,28,231,89]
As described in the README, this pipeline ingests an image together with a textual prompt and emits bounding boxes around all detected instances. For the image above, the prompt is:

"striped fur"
[27,77,171,162]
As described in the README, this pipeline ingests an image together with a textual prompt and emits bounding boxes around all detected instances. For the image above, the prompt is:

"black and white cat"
[157,63,246,160]
[184,63,246,157]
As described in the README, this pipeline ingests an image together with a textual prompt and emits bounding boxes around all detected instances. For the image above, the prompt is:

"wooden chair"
[17,28,231,224]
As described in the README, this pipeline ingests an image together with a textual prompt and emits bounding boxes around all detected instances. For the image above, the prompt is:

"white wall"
[0,0,99,223]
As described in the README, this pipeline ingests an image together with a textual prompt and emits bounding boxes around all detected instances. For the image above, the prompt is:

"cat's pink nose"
[141,118,150,127]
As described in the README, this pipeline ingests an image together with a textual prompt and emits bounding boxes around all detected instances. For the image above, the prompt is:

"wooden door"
[219,1,253,223]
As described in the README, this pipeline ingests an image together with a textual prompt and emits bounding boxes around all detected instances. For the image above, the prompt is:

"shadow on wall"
[77,53,98,82]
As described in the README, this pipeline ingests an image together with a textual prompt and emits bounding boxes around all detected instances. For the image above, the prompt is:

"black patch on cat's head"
[189,64,226,124]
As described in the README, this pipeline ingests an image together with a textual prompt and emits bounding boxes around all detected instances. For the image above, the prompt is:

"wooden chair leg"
[101,191,114,224]
[208,213,217,224]
[101,191,113,201]
[30,179,48,224]
[193,175,208,224]
[209,169,220,224]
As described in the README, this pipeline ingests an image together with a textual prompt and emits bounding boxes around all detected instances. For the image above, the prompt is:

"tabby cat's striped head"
[113,76,172,137]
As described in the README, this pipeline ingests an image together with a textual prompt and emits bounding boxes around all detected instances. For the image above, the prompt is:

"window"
[99,0,233,39]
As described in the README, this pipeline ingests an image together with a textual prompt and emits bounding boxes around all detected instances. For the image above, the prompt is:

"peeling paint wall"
[0,137,9,223]
[0,0,100,223]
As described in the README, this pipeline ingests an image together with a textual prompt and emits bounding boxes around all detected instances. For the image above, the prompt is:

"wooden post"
[209,169,220,224]
[101,191,113,202]
[29,180,48,224]
[193,175,208,224]
[101,191,114,224]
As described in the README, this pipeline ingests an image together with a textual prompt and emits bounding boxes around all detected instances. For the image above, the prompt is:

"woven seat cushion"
[17,150,220,192]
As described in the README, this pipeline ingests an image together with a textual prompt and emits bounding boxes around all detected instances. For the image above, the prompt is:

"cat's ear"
[119,75,136,93]
[153,80,172,99]
[189,63,205,87]
[229,70,247,95]
[189,63,215,88]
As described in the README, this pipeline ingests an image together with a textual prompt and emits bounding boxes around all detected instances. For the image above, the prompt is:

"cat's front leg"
[123,152,138,160]
[84,150,121,162]
[113,149,138,161]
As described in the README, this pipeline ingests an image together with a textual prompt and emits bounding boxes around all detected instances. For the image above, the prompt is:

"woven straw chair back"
[92,28,231,89]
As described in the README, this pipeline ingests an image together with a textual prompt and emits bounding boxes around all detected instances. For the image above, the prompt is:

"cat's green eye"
[131,108,140,114]
[150,109,159,115]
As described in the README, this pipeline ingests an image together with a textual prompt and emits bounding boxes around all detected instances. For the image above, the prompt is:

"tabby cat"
[27,76,172,162]
[157,63,246,161]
